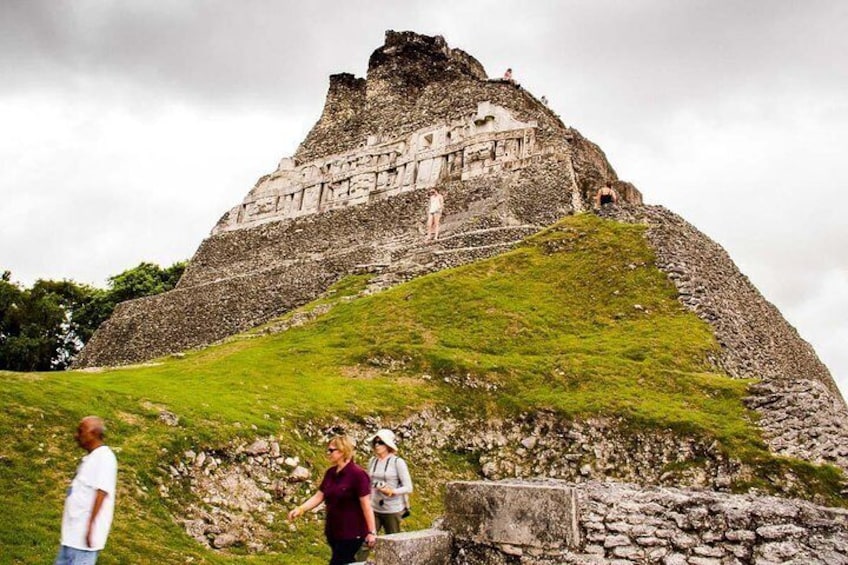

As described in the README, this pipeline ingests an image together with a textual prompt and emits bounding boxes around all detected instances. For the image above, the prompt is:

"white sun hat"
[369,428,398,451]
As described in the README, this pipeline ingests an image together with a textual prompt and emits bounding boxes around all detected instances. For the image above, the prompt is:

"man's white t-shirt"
[61,445,118,551]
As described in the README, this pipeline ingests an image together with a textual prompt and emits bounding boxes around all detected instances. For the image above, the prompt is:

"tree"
[0,277,90,371]
[0,260,186,371]
[107,261,185,304]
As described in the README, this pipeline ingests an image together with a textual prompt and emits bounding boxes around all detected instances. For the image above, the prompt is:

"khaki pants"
[375,511,404,534]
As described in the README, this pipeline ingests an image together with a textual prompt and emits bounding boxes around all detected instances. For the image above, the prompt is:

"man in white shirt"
[55,416,118,565]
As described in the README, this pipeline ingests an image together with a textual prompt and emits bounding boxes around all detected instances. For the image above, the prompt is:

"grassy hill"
[1,214,843,564]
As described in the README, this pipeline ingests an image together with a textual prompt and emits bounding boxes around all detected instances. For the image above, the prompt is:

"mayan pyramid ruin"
[76,30,848,478]
[75,30,642,368]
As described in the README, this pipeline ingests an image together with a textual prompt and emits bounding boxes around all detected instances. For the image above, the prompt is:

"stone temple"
[76,30,848,482]
[75,30,642,368]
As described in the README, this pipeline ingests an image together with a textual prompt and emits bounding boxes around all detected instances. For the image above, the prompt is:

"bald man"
[55,416,118,565]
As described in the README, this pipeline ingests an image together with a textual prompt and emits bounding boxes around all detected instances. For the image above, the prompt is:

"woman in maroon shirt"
[288,435,377,564]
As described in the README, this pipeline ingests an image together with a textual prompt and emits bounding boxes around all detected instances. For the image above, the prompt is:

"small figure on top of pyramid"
[594,185,619,209]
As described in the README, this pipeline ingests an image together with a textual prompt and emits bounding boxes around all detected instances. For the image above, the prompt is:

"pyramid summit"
[211,30,641,234]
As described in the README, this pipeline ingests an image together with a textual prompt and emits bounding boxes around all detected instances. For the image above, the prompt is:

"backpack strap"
[394,456,410,509]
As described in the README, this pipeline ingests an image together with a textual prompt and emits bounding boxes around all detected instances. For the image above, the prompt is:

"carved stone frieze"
[213,102,538,234]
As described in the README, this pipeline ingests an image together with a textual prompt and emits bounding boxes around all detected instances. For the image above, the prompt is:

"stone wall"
[162,410,847,559]
[75,156,583,367]
[444,479,848,565]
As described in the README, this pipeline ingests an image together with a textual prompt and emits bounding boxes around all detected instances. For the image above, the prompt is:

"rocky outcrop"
[166,438,312,552]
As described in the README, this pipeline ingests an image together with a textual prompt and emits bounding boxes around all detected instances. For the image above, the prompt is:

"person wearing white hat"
[367,429,413,534]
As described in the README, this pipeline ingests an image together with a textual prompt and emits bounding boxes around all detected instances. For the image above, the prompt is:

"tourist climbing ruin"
[594,185,618,208]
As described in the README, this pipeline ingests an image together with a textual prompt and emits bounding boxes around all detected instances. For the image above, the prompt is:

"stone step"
[370,529,453,565]
[362,225,541,294]
[390,224,540,259]
[353,262,392,274]
[434,223,541,243]
[432,239,524,256]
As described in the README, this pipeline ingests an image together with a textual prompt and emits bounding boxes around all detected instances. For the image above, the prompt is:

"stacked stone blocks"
[371,480,848,565]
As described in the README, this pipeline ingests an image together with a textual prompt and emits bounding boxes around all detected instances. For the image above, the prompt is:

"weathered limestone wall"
[164,410,847,558]
[76,248,371,368]
[445,481,581,551]
[371,529,453,565]
[599,205,848,473]
[444,480,848,565]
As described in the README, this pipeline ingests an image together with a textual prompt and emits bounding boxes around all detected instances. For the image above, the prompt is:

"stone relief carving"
[213,102,539,234]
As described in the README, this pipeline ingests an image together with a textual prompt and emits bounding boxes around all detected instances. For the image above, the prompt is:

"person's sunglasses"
[372,438,385,446]
[327,447,339,453]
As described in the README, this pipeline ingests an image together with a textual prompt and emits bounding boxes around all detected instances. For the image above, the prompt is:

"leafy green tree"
[107,261,185,303]
[0,261,186,371]
[0,277,89,371]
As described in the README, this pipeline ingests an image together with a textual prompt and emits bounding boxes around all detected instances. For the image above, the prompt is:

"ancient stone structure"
[164,407,846,555]
[390,479,848,565]
[74,31,640,368]
[77,27,847,519]
[371,529,453,565]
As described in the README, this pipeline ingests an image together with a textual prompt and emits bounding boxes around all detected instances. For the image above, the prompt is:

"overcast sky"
[1,1,846,396]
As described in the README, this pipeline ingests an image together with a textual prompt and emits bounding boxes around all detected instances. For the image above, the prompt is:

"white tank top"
[429,194,442,214]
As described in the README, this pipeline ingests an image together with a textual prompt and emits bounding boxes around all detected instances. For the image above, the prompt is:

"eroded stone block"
[443,480,580,549]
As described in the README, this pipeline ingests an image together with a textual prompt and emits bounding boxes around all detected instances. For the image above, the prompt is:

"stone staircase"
[360,224,543,293]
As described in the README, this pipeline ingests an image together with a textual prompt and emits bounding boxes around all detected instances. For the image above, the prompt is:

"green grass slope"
[1,214,843,564]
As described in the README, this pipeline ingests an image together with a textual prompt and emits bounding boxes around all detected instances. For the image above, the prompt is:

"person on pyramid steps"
[594,184,619,209]
[425,187,445,242]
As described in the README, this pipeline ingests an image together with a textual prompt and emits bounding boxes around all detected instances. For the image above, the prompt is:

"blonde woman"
[367,429,413,534]
[288,435,377,565]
